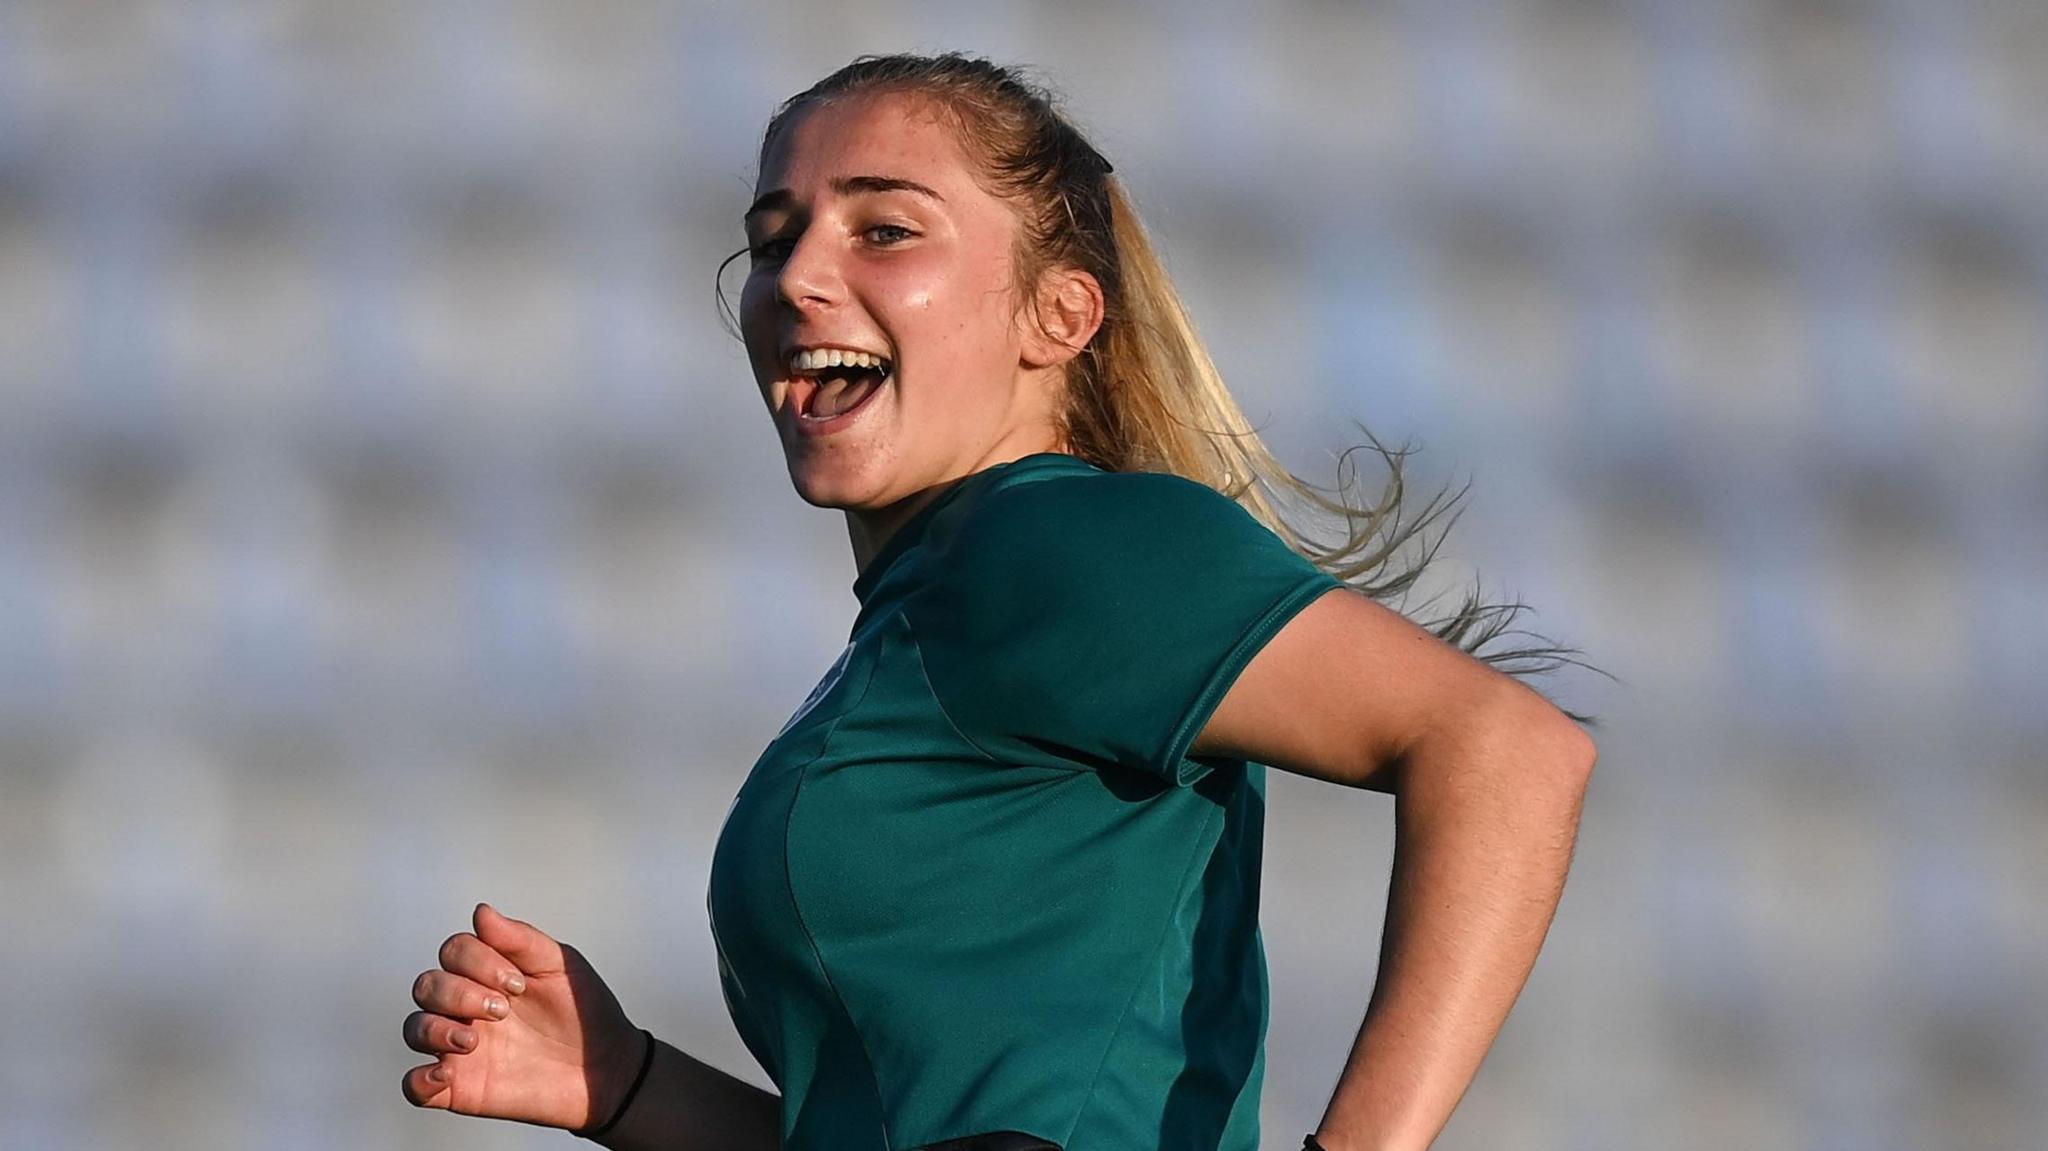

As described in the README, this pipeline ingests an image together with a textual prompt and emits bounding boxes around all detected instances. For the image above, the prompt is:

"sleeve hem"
[1154,574,1348,785]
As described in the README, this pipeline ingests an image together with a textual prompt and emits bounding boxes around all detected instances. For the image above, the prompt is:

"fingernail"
[504,973,526,996]
[428,1065,449,1083]
[486,997,508,1019]
[453,1028,476,1050]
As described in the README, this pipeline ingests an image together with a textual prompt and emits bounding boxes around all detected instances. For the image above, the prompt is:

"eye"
[749,235,796,263]
[864,223,917,245]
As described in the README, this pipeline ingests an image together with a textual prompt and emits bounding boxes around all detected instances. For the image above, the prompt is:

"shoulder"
[924,466,1320,614]
[987,467,1239,514]
[904,464,1348,782]
[955,468,1268,564]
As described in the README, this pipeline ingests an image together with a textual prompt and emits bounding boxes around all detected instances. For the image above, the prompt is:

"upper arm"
[1189,585,1591,792]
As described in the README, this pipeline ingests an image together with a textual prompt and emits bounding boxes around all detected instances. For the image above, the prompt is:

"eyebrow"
[744,175,944,222]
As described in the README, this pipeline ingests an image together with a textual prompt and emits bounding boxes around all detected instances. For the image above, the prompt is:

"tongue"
[812,374,879,418]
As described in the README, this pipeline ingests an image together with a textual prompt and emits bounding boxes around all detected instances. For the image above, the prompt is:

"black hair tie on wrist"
[1301,1136,1331,1151]
[573,1028,656,1141]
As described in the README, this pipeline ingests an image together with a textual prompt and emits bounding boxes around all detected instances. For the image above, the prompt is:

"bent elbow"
[1520,695,1596,784]
[1396,684,1597,798]
[1560,720,1598,783]
[1488,685,1599,786]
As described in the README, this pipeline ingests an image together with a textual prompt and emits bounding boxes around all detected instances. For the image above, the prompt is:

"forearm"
[592,1035,782,1151]
[1314,701,1595,1151]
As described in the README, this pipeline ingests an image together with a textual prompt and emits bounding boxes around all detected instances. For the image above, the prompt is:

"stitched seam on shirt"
[1063,799,1224,1150]
[783,650,900,1151]
[900,602,1096,777]
[899,606,999,765]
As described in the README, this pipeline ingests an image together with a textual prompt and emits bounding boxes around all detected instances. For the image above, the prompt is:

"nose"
[775,229,842,312]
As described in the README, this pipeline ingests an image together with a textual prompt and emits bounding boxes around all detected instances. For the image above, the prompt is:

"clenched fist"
[401,903,647,1133]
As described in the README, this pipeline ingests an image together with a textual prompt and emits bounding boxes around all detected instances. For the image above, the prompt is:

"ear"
[1019,265,1105,370]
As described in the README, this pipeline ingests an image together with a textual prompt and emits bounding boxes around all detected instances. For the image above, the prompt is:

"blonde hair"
[728,53,1605,727]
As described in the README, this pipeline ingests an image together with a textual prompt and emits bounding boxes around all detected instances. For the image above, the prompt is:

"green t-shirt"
[707,451,1346,1151]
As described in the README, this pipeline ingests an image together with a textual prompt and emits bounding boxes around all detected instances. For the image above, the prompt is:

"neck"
[845,432,1071,579]
[845,492,938,575]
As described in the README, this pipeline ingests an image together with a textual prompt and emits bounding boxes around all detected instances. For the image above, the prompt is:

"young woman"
[400,54,1598,1151]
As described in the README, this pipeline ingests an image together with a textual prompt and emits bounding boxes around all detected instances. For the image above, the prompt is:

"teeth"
[789,348,888,374]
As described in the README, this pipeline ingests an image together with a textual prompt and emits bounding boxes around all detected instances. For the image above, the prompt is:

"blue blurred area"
[0,2,2042,1149]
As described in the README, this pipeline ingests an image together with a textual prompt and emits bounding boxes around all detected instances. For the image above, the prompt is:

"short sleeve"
[905,470,1346,785]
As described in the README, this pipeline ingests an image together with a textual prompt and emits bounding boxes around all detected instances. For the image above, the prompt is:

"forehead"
[758,92,985,200]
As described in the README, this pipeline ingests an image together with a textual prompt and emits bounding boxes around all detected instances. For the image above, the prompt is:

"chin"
[782,443,893,511]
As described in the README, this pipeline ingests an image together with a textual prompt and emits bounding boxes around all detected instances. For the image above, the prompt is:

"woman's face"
[739,91,1064,514]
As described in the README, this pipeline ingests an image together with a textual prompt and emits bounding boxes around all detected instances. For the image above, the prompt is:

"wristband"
[1301,1136,1331,1151]
[573,1028,656,1141]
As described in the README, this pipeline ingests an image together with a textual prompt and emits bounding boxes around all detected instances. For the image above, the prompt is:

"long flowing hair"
[721,53,1607,727]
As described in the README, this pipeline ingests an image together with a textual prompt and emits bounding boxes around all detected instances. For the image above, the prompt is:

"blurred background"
[1,1,2043,1148]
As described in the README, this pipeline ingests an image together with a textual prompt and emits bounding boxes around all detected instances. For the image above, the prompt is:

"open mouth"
[790,349,893,424]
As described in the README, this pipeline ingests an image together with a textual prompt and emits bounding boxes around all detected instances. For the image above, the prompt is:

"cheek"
[738,275,781,366]
[865,253,939,314]
[877,258,1010,362]
[738,269,775,328]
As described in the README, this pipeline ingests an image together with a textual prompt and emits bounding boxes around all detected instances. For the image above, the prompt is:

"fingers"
[412,967,515,1024]
[399,1059,453,1109]
[473,902,565,979]
[402,906,560,1117]
[438,929,530,999]
[402,1008,482,1057]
